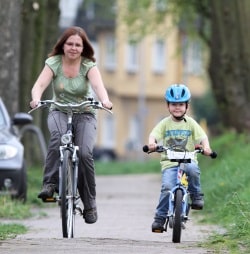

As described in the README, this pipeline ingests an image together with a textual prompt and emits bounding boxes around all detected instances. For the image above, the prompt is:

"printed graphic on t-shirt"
[165,130,191,151]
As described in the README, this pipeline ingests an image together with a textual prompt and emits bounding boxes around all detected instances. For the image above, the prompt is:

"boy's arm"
[148,135,158,151]
[200,137,212,156]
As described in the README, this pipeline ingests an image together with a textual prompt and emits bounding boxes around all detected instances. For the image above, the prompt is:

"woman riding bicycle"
[146,84,212,233]
[29,26,112,224]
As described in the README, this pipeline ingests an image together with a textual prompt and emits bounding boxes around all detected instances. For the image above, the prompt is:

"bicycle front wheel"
[172,189,183,243]
[60,149,75,238]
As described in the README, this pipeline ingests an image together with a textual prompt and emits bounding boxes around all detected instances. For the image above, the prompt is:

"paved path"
[0,174,216,253]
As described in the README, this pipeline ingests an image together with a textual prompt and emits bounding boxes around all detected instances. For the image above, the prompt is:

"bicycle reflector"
[61,134,72,145]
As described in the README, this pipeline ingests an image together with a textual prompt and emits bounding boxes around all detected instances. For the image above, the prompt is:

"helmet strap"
[172,115,186,122]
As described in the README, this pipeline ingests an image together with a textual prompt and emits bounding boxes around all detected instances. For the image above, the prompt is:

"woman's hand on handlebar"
[102,100,113,110]
[29,99,40,109]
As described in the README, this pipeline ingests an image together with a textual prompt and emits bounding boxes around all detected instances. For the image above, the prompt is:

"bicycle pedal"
[152,227,166,233]
[75,206,83,215]
[181,222,186,229]
[152,228,164,233]
[42,197,57,203]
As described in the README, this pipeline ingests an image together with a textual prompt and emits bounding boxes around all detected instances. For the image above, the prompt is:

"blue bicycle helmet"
[165,84,191,103]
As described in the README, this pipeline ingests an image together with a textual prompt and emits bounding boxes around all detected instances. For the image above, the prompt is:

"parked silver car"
[0,98,32,202]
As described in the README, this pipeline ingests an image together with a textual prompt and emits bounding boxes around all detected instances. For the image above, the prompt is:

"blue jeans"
[155,161,201,219]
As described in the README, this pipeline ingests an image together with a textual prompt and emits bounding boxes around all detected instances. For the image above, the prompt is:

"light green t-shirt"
[150,115,207,170]
[45,55,96,113]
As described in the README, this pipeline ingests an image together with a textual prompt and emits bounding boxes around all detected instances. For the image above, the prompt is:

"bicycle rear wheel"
[60,149,75,238]
[172,189,183,243]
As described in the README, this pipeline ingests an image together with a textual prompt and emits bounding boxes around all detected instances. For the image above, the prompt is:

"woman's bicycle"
[29,98,112,238]
[143,145,217,243]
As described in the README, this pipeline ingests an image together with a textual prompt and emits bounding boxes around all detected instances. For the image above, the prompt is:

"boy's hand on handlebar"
[147,143,157,152]
[195,144,216,158]
[202,147,213,156]
[197,145,213,156]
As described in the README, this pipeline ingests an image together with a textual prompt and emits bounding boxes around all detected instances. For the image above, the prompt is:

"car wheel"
[13,161,27,203]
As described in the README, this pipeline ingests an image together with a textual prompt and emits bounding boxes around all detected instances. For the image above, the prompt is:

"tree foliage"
[122,0,250,133]
[122,0,211,42]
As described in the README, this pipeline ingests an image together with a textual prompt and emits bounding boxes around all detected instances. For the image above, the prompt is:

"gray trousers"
[43,110,97,210]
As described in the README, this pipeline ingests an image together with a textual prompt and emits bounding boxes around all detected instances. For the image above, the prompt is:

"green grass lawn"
[198,132,250,253]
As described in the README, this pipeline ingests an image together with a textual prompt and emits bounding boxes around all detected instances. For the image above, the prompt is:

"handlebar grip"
[210,151,217,159]
[143,145,163,153]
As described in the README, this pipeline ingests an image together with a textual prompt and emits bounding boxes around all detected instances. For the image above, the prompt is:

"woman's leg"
[38,111,67,198]
[74,113,97,223]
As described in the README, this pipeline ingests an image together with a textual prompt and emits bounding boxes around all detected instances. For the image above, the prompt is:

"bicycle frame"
[58,106,79,202]
[165,151,197,243]
[167,163,189,222]
[143,145,217,243]
[29,98,112,238]
[58,107,80,238]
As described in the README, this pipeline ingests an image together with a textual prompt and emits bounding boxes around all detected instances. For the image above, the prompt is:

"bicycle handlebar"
[142,145,217,159]
[28,98,113,114]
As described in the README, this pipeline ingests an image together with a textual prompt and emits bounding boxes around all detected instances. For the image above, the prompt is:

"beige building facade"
[93,1,209,160]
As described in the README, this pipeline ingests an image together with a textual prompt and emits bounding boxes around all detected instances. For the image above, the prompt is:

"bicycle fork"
[165,186,190,231]
[58,146,80,206]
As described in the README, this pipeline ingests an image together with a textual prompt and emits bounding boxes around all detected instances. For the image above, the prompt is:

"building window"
[101,114,115,149]
[86,2,95,19]
[104,35,116,71]
[152,39,166,74]
[126,41,139,73]
[182,37,203,75]
[92,41,99,62]
[126,115,140,150]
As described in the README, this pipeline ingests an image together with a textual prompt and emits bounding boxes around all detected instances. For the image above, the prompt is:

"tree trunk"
[19,0,60,165]
[209,0,250,132]
[0,0,22,116]
[20,0,59,125]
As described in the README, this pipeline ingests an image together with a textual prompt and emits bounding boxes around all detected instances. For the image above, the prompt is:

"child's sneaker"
[191,193,204,210]
[151,217,165,233]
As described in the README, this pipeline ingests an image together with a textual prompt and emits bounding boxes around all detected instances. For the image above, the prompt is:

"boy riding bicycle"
[147,84,213,233]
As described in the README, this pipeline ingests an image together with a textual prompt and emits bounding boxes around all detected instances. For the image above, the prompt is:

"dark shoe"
[191,193,204,210]
[38,184,56,199]
[83,208,98,224]
[152,217,165,233]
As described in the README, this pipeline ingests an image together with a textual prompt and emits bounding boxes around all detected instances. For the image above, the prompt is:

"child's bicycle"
[143,145,217,243]
[29,98,112,238]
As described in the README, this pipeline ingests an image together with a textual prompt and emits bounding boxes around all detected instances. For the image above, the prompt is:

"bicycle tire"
[172,189,183,243]
[60,149,75,238]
